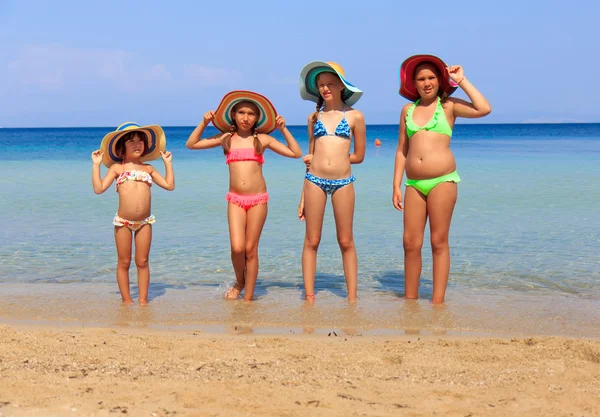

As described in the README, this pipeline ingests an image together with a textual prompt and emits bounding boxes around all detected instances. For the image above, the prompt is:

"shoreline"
[1,282,599,339]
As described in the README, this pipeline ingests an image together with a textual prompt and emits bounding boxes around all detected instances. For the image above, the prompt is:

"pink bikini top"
[225,147,264,165]
[116,166,153,191]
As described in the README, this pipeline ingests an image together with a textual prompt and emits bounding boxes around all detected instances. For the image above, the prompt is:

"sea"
[0,124,598,337]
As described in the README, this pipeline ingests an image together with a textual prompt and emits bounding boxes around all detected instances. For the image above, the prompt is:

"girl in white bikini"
[92,122,175,305]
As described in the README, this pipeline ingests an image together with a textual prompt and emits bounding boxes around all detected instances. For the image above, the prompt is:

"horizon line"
[2,121,600,129]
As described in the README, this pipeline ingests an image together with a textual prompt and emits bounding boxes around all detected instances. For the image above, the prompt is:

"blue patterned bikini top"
[313,109,351,139]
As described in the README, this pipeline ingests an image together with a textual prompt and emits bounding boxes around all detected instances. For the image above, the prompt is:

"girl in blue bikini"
[392,55,491,303]
[297,61,366,302]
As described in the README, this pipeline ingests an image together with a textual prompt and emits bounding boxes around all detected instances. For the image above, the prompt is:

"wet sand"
[1,283,599,338]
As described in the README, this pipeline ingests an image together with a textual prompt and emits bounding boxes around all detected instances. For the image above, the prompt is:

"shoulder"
[347,107,363,118]
[443,97,459,108]
[346,107,365,123]
[257,133,271,144]
[400,103,412,118]
[108,164,122,176]
[143,163,155,173]
[210,131,228,141]
[307,112,317,124]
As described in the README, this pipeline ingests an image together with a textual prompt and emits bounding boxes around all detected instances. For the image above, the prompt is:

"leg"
[426,182,458,304]
[242,203,268,301]
[302,180,327,301]
[331,183,358,302]
[226,203,247,299]
[114,226,133,304]
[403,186,428,300]
[134,224,152,305]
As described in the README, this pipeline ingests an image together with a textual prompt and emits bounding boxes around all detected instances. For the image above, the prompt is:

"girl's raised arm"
[91,150,118,194]
[186,111,228,150]
[446,65,491,119]
[264,115,302,158]
[149,151,175,191]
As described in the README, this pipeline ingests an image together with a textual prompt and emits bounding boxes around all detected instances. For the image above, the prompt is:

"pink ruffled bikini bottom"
[226,191,269,211]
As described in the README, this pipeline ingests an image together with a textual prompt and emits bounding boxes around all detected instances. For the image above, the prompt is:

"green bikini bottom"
[405,171,461,197]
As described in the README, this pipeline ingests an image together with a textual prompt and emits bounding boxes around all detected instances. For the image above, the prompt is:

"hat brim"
[298,61,363,106]
[100,123,166,168]
[213,90,278,134]
[399,54,458,101]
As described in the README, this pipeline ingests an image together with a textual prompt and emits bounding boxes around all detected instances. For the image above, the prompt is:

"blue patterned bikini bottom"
[305,172,356,195]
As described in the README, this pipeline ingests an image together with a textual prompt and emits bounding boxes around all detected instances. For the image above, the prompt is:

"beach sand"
[1,323,599,417]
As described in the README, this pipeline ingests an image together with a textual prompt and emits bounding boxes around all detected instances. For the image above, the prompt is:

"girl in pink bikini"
[186,91,302,301]
[92,122,175,305]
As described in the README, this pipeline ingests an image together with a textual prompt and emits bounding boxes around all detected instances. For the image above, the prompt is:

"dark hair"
[413,61,449,102]
[115,131,148,158]
[222,100,263,155]
[311,72,348,124]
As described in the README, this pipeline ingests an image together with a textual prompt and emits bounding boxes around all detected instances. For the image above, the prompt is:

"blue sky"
[0,0,598,127]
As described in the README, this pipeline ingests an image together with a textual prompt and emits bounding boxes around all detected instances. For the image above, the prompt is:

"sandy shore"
[0,324,598,417]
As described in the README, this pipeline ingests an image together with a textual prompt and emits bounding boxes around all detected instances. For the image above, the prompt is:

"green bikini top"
[406,97,453,139]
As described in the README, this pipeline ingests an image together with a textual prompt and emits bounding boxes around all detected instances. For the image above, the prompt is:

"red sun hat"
[399,54,458,101]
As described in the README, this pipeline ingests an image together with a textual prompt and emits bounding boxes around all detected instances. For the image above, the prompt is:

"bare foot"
[305,294,315,303]
[122,299,134,305]
[139,299,149,306]
[225,283,244,300]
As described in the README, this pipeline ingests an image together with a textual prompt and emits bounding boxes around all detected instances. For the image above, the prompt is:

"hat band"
[117,122,141,131]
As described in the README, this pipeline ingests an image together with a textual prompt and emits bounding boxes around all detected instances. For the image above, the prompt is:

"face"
[232,103,259,131]
[316,72,344,102]
[414,63,440,99]
[123,132,147,158]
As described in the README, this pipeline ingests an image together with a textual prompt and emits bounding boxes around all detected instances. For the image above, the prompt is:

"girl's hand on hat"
[275,115,286,130]
[160,151,172,163]
[91,150,104,165]
[446,65,465,84]
[203,110,215,125]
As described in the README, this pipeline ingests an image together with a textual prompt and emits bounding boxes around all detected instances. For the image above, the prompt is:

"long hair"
[310,72,348,124]
[115,131,148,159]
[414,61,449,103]
[221,101,263,155]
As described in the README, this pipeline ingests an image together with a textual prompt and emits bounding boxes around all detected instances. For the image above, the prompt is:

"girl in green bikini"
[392,54,491,303]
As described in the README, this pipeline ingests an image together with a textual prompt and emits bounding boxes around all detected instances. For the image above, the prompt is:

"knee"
[430,233,449,253]
[117,256,131,269]
[304,234,321,251]
[135,257,149,269]
[337,235,355,252]
[403,233,423,252]
[245,244,258,260]
[230,244,245,257]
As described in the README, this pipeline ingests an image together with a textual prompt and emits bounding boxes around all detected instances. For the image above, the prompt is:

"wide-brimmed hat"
[213,90,278,134]
[100,122,166,167]
[299,61,363,106]
[399,54,458,101]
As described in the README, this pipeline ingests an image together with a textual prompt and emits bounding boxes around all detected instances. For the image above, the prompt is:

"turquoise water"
[0,124,599,307]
